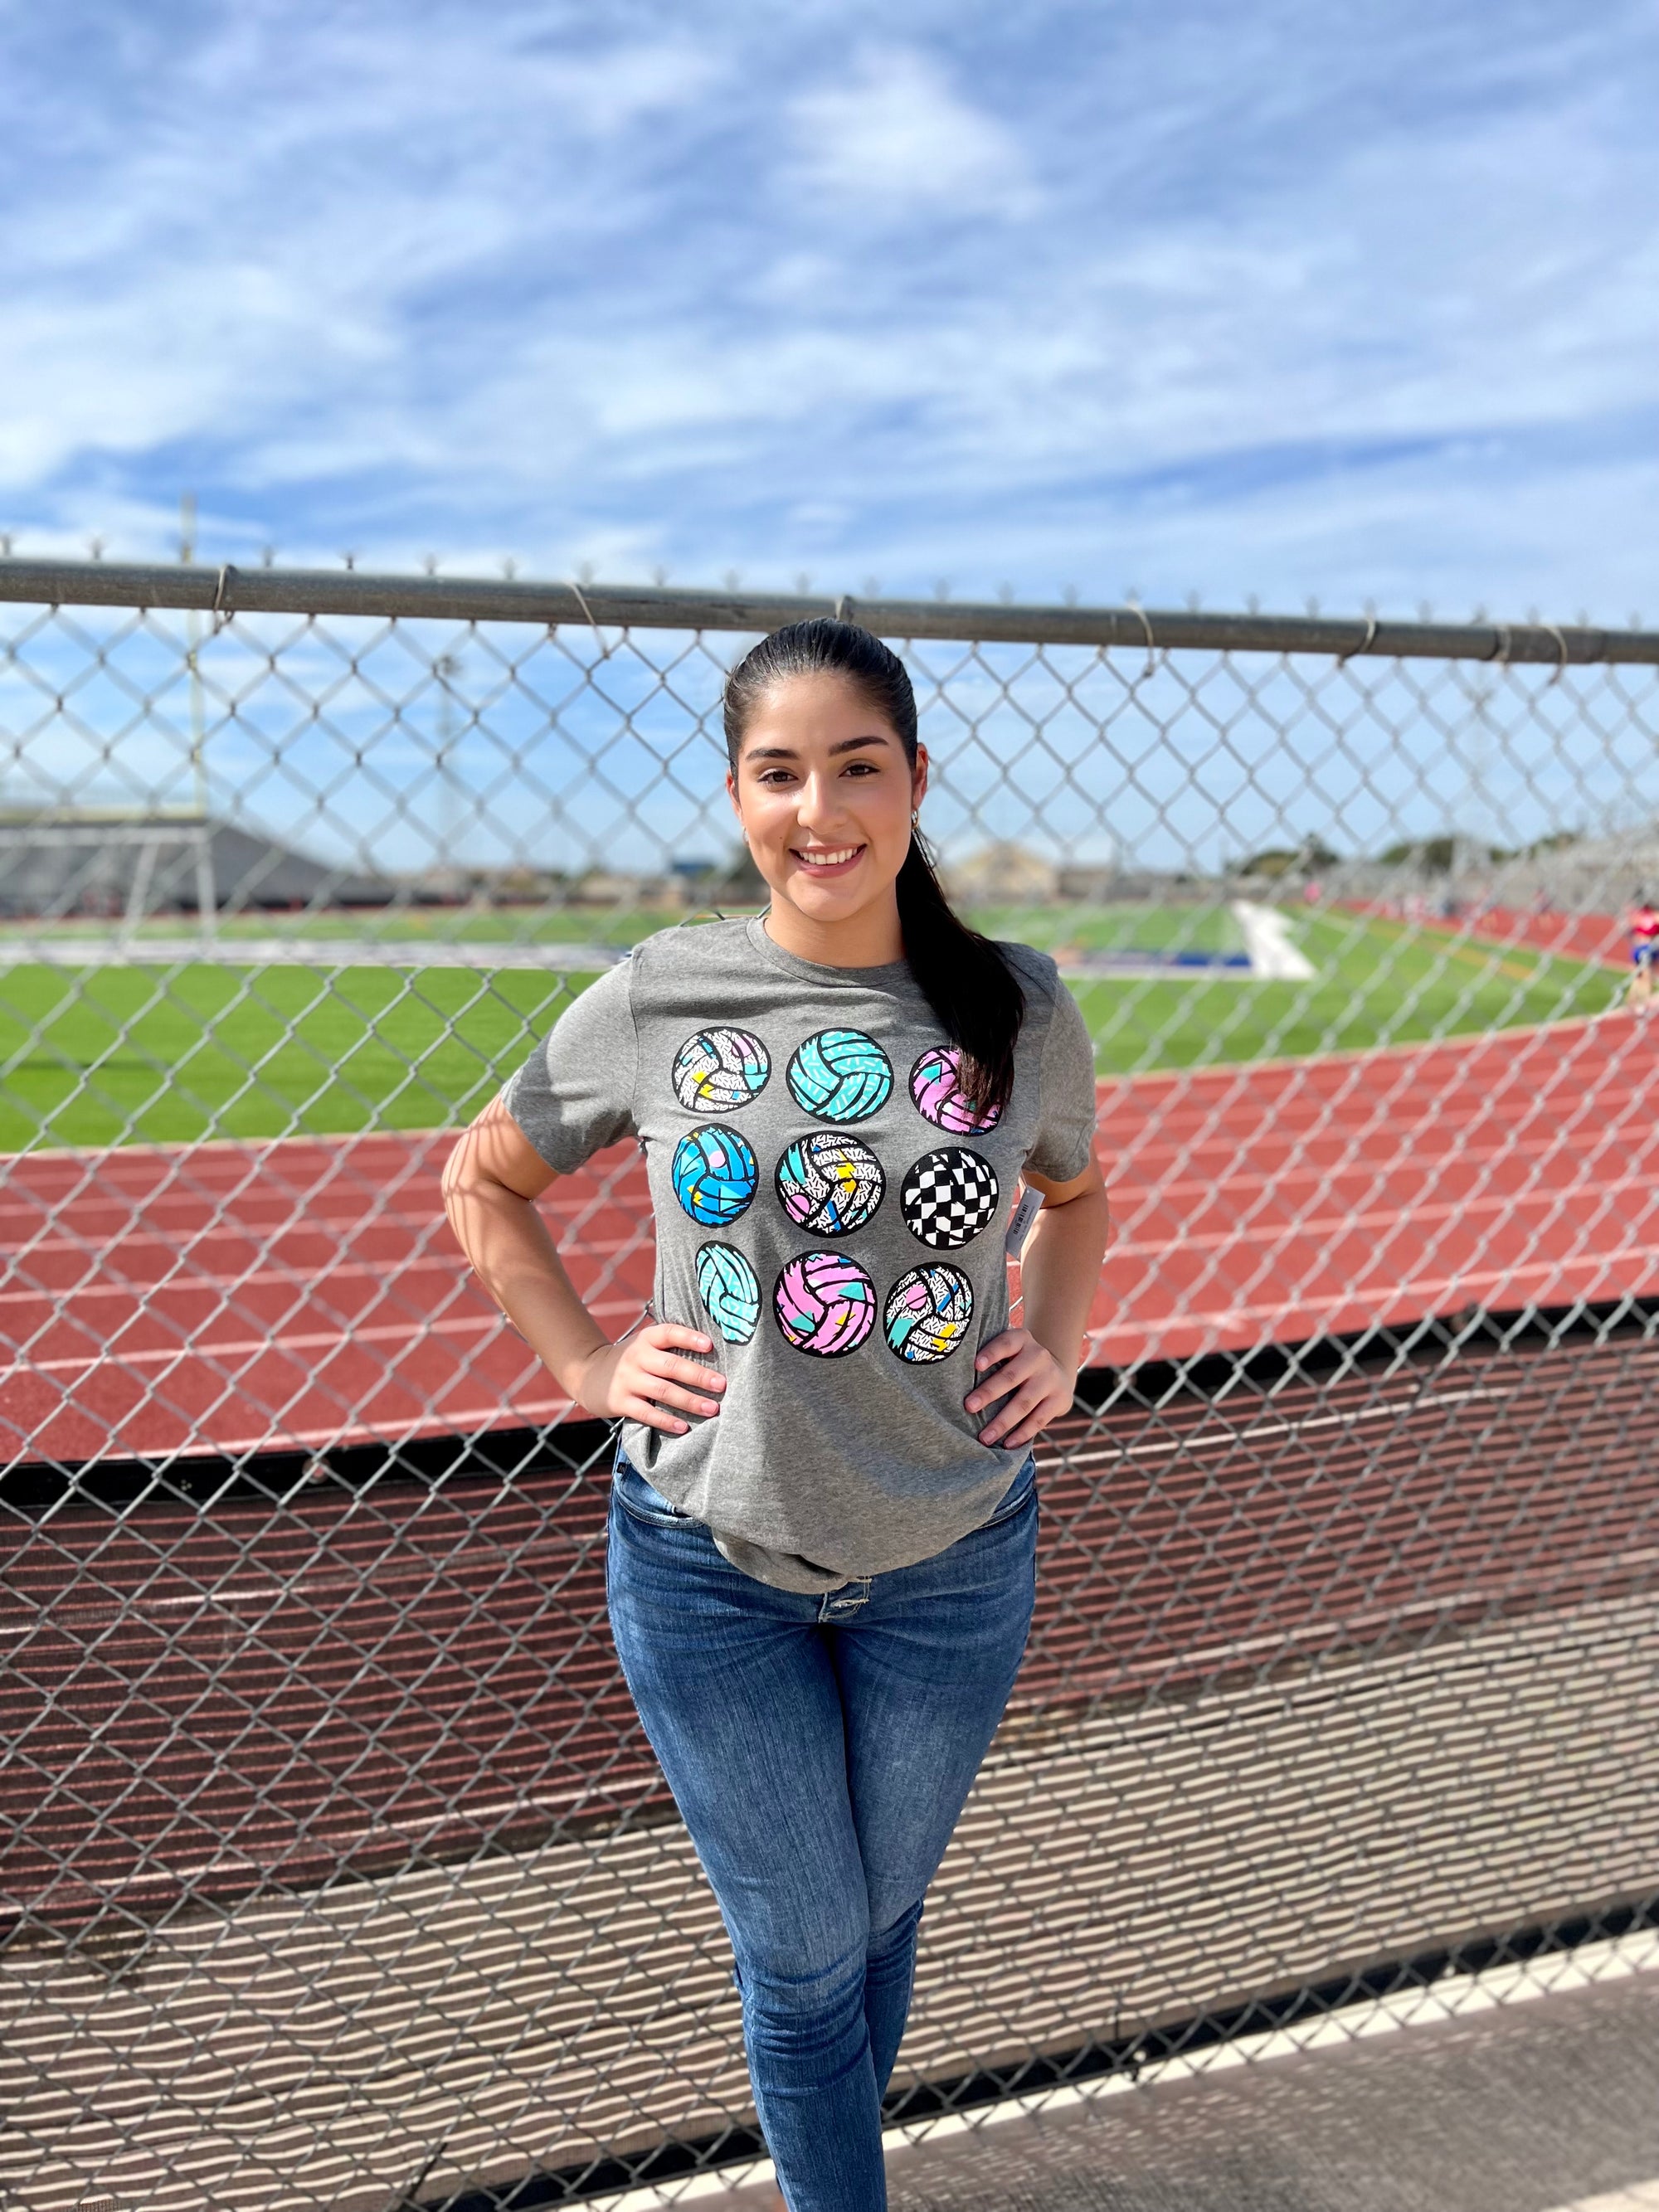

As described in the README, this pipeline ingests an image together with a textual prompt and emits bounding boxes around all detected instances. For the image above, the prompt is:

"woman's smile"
[791,842,866,877]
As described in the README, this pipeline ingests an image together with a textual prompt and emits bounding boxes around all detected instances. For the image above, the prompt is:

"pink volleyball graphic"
[773,1250,878,1358]
[908,1045,1003,1134]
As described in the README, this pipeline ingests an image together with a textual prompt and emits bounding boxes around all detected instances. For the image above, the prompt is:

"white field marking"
[597,1928,1659,2208]
[0,936,628,971]
[1232,901,1316,980]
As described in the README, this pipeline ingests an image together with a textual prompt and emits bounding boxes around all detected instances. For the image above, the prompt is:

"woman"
[443,620,1112,2210]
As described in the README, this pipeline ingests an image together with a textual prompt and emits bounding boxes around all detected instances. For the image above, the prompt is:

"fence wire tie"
[1338,615,1379,664]
[1542,621,1570,686]
[565,576,612,662]
[1126,599,1157,683]
[211,563,237,633]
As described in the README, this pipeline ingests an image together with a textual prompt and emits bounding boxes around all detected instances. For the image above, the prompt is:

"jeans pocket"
[611,1454,695,1529]
[985,1453,1039,1526]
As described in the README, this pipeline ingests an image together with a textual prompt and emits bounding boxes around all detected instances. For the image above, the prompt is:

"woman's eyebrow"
[745,733,893,762]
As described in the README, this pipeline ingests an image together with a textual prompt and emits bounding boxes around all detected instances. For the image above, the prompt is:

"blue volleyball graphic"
[776,1131,886,1236]
[786,1028,893,1123]
[695,1242,761,1344]
[672,1027,771,1115]
[884,1263,974,1364]
[671,1126,759,1226]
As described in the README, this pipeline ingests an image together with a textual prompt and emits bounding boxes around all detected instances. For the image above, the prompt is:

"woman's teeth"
[797,847,860,868]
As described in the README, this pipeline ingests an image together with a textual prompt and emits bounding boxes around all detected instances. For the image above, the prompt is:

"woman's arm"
[441,1091,726,1436]
[965,1154,1112,1450]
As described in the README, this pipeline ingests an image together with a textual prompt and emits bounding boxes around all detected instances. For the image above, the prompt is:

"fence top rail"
[1,555,1656,667]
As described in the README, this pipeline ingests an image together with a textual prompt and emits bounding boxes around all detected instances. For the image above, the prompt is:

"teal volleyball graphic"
[672,1027,771,1115]
[695,1242,761,1344]
[671,1126,758,1226]
[776,1131,885,1235]
[883,1263,974,1364]
[774,1250,878,1357]
[786,1028,893,1123]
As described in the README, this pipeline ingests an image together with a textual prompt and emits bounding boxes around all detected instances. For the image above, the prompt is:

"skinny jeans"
[606,1451,1039,2212]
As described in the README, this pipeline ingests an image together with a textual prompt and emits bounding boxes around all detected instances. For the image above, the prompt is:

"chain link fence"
[2,560,1657,2211]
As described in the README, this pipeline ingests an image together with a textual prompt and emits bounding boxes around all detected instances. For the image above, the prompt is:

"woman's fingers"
[644,1346,727,1389]
[972,1327,1027,1373]
[636,1350,723,1411]
[647,1323,716,1355]
[982,1383,1063,1446]
[620,1393,692,1436]
[965,1345,1040,1415]
[979,1390,1044,1444]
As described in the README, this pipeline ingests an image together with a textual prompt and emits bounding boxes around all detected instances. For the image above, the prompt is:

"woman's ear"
[912,743,930,810]
[725,767,742,823]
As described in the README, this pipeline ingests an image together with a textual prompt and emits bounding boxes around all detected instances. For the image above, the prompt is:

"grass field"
[0,905,1623,1150]
[22,900,1248,955]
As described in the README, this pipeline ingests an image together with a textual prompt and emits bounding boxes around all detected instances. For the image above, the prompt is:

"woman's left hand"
[964,1326,1077,1449]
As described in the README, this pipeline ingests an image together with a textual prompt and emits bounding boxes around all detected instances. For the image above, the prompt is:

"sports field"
[0,902,1621,1150]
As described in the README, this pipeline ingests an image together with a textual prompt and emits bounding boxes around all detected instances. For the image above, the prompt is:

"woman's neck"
[761,892,905,970]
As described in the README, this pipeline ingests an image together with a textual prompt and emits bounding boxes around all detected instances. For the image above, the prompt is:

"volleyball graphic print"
[901,1148,1000,1249]
[884,1264,974,1364]
[786,1028,893,1123]
[776,1132,885,1236]
[774,1251,877,1357]
[671,1126,759,1227]
[671,1027,771,1115]
[695,1242,761,1344]
[908,1045,1002,1134]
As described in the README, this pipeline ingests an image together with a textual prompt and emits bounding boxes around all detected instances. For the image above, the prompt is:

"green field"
[27,906,692,949]
[0,906,1621,1150]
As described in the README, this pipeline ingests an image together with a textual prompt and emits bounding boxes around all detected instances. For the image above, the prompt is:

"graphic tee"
[505,914,1098,1592]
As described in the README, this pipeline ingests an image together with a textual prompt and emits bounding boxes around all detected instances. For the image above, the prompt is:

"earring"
[911,809,920,825]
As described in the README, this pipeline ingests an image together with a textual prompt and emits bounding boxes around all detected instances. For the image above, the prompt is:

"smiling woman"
[722,619,1029,1123]
[442,617,1111,2210]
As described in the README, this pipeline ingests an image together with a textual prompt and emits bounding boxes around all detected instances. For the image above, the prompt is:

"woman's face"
[727,672,928,930]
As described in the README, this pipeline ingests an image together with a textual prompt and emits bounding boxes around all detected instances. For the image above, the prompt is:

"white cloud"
[0,0,1656,626]
[786,46,1036,219]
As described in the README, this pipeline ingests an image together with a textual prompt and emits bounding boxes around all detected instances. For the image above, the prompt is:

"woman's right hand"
[574,1324,727,1435]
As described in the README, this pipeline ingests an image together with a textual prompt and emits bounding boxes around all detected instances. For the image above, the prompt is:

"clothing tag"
[1005,1184,1044,1260]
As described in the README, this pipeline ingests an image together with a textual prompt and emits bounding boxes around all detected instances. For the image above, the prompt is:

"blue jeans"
[606,1451,1039,2212]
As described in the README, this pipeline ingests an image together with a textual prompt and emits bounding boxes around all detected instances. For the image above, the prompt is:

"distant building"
[941,841,1060,905]
[0,811,395,920]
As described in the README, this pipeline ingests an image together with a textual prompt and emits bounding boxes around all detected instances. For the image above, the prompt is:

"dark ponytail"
[723,618,1025,1119]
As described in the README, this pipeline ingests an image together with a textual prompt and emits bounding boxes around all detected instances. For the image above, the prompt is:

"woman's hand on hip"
[575,1325,726,1435]
[964,1326,1075,1449]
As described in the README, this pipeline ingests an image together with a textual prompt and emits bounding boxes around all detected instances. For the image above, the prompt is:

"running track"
[2,1012,1657,1467]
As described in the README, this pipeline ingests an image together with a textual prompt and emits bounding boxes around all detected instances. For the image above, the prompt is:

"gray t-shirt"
[505,913,1097,1592]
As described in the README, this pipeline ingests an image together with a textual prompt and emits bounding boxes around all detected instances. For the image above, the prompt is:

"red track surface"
[3,1014,1657,1466]
[1348,901,1631,967]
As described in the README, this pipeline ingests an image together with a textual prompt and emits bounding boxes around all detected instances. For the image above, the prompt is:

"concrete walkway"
[883,1963,1659,2212]
[654,1946,1659,2212]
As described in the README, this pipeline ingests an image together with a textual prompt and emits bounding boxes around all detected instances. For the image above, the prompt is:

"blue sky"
[2,0,1656,620]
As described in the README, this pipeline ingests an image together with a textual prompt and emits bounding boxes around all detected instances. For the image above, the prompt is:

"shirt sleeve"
[1024,976,1098,1184]
[503,958,639,1173]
